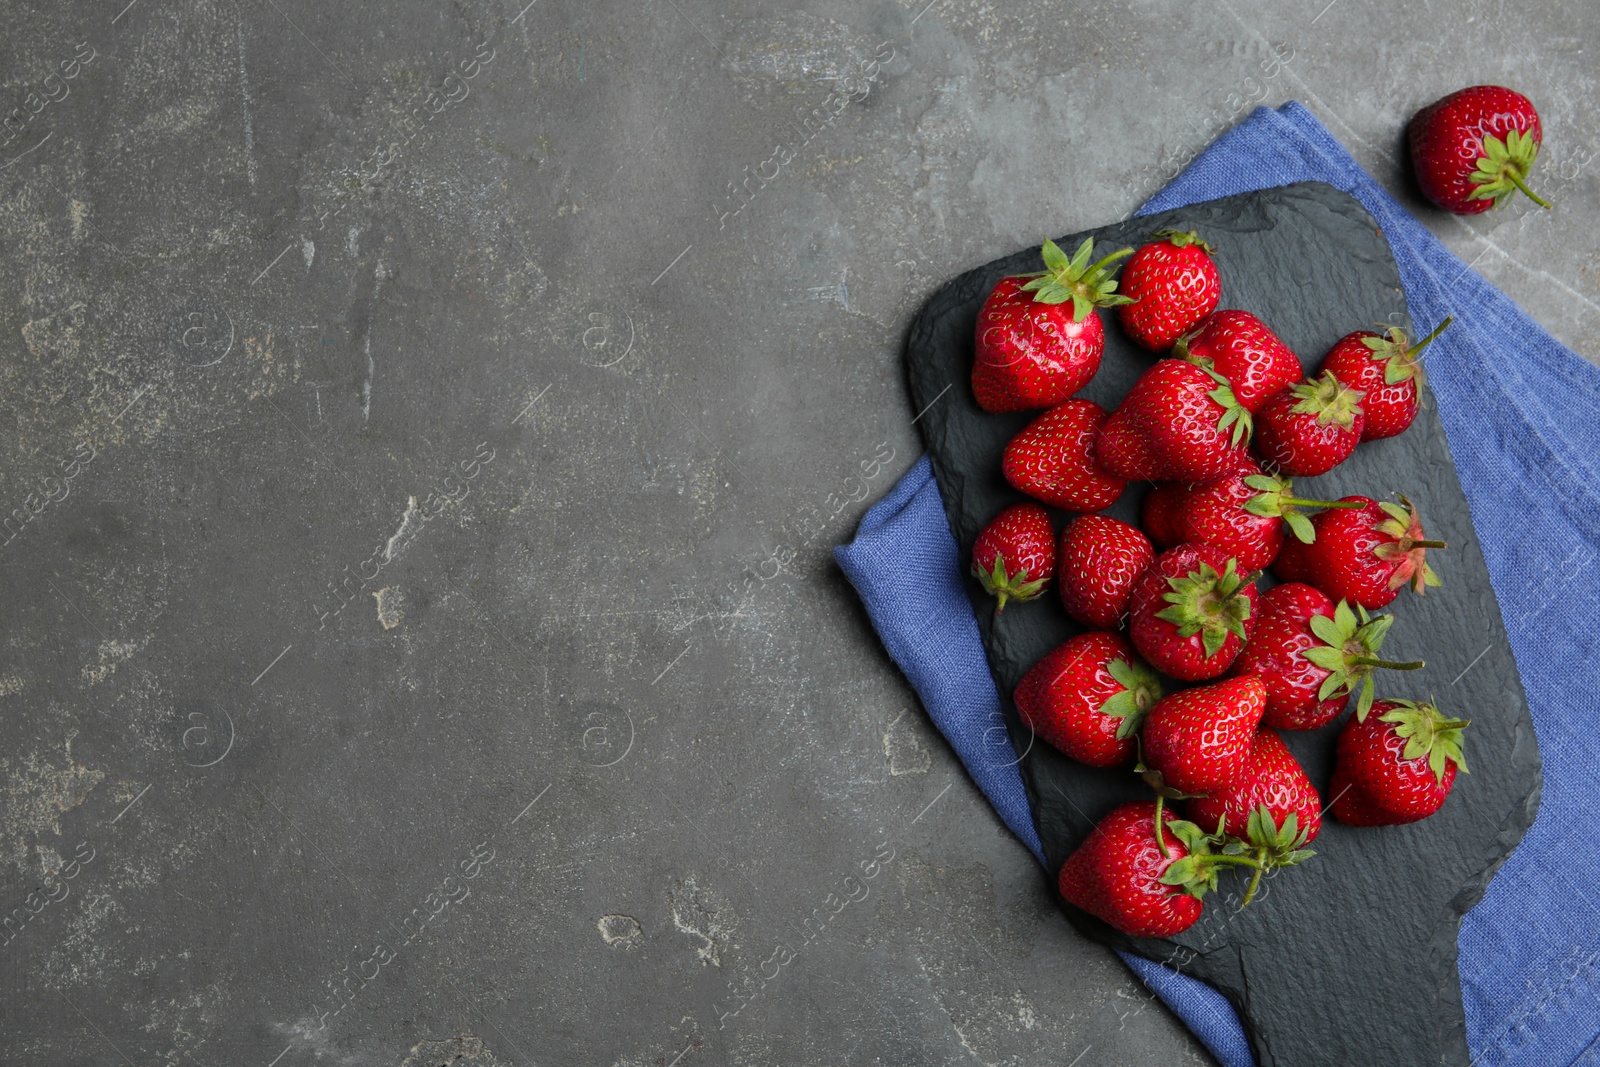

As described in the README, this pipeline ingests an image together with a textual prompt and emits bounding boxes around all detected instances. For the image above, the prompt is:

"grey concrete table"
[0,2,1593,1065]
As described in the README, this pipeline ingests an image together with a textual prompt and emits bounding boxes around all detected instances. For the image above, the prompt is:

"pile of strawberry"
[969,229,1468,939]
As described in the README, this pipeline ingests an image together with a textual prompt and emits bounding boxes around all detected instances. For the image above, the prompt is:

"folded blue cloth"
[836,101,1600,1067]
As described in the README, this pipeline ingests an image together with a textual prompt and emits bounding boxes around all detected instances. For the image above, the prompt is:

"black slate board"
[904,183,1542,1067]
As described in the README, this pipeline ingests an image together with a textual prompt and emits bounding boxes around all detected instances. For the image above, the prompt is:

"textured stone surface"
[0,1,1593,1065]
[906,183,1542,1067]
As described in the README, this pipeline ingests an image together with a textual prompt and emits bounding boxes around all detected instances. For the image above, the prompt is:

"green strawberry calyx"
[1151,228,1215,255]
[1018,237,1136,323]
[1468,128,1552,210]
[972,554,1047,614]
[1101,656,1164,741]
[1171,329,1206,363]
[1220,806,1316,905]
[1153,811,1273,903]
[1200,366,1253,446]
[1361,316,1453,388]
[1154,557,1254,659]
[1152,816,1229,900]
[1379,699,1470,784]
[1301,600,1425,721]
[1374,495,1445,594]
[1241,473,1363,544]
[1285,370,1366,430]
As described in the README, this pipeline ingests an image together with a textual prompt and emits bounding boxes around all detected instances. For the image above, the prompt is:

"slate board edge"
[900,181,1543,1067]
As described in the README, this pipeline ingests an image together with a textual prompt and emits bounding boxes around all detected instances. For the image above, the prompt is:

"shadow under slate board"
[903,182,1541,1067]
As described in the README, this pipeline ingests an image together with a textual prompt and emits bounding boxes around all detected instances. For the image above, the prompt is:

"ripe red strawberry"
[971,503,1055,612]
[1138,454,1359,573]
[972,238,1135,412]
[1003,400,1126,512]
[1229,584,1424,731]
[1129,543,1259,681]
[1274,495,1444,609]
[1140,675,1267,796]
[1139,483,1187,548]
[1013,632,1162,768]
[1140,454,1283,571]
[1186,729,1322,843]
[1184,728,1319,904]
[1056,515,1154,629]
[1057,801,1218,938]
[1253,371,1365,476]
[1409,85,1550,214]
[1116,230,1221,351]
[1320,318,1452,441]
[1174,309,1302,413]
[1096,359,1252,484]
[1331,699,1469,826]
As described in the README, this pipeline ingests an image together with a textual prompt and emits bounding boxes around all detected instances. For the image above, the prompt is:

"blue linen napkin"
[836,101,1600,1067]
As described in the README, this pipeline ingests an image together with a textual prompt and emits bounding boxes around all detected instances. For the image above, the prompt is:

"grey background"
[0,2,1592,1067]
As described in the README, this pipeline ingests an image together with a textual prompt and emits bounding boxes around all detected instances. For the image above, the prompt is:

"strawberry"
[1184,728,1319,903]
[1116,230,1222,351]
[1014,632,1162,768]
[1174,309,1302,413]
[1096,359,1252,484]
[1186,468,1293,568]
[1274,495,1444,610]
[1140,455,1283,571]
[971,503,1056,612]
[1139,483,1188,548]
[1056,514,1155,629]
[1229,584,1424,731]
[1253,371,1366,477]
[1128,543,1258,681]
[1330,699,1469,826]
[1003,400,1126,512]
[1320,318,1452,441]
[1409,85,1550,214]
[1056,801,1219,938]
[1140,675,1267,796]
[972,238,1135,412]
[1138,454,1359,573]
[1186,729,1322,844]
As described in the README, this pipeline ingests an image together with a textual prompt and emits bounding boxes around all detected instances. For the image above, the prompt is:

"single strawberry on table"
[1320,318,1452,441]
[1138,453,1358,574]
[1056,514,1154,630]
[1174,309,1302,413]
[1185,728,1319,903]
[1116,230,1222,351]
[1003,399,1126,512]
[972,238,1135,412]
[1140,675,1267,796]
[1274,495,1444,610]
[1056,801,1220,938]
[1096,359,1253,484]
[1331,699,1469,826]
[1013,631,1162,768]
[971,502,1056,613]
[1129,542,1259,681]
[1229,584,1424,731]
[1253,370,1366,477]
[1409,85,1550,214]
